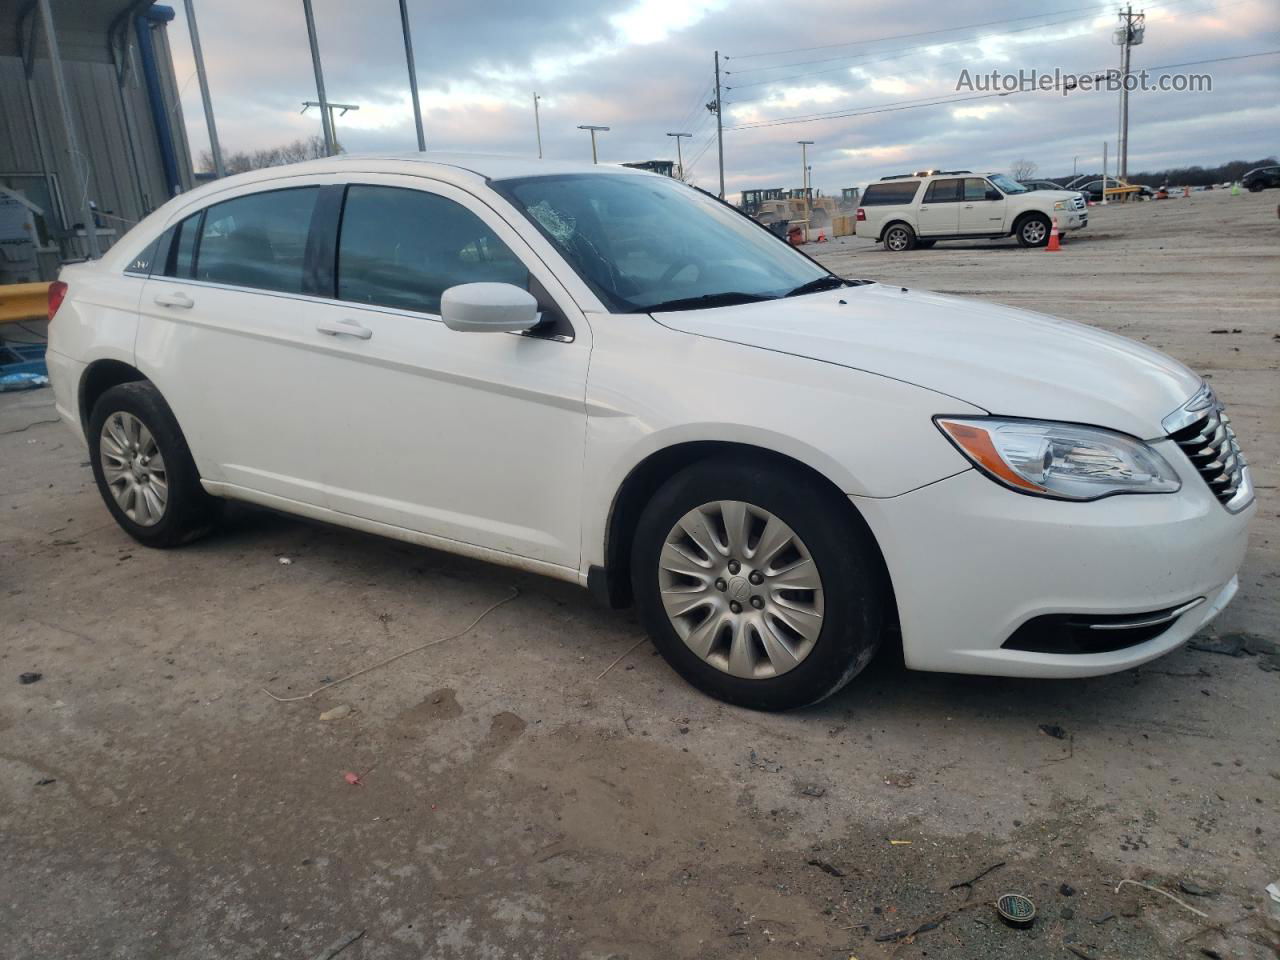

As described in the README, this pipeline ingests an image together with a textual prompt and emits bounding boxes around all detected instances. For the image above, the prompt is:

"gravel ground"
[1,188,1277,959]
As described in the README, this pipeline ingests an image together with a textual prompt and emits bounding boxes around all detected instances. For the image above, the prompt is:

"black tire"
[882,222,916,252]
[631,457,885,711]
[1016,214,1051,247]
[915,239,937,249]
[1247,181,1263,192]
[88,381,221,548]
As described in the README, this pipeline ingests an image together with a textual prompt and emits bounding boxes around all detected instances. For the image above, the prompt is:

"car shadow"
[199,502,1219,732]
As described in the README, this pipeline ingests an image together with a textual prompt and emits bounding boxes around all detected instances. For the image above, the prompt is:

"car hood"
[653,283,1201,439]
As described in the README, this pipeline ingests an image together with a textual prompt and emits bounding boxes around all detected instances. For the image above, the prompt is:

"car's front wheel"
[1247,181,1264,192]
[631,458,884,711]
[882,223,916,252]
[88,382,221,547]
[1016,214,1051,247]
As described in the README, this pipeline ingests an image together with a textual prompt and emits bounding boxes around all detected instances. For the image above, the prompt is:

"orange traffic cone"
[1046,217,1061,252]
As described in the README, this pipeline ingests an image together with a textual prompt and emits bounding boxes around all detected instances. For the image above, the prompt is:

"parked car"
[856,170,1087,250]
[1242,165,1280,191]
[1018,179,1067,191]
[46,155,1253,711]
[1068,177,1154,202]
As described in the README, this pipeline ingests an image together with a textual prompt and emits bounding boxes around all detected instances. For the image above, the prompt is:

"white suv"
[45,154,1251,711]
[857,170,1088,250]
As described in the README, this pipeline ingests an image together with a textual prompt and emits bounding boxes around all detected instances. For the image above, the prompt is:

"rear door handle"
[316,318,373,340]
[154,291,193,309]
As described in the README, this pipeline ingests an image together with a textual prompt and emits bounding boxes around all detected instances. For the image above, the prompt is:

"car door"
[958,177,1007,234]
[303,176,591,571]
[917,178,960,235]
[137,179,348,505]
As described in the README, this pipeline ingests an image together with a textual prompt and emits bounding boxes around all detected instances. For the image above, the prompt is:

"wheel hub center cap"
[727,576,751,604]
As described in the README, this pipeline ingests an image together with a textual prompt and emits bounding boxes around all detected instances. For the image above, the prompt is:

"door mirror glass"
[441,282,540,333]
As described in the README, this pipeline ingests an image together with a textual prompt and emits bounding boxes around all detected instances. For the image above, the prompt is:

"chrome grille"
[1070,196,1085,210]
[1165,387,1248,508]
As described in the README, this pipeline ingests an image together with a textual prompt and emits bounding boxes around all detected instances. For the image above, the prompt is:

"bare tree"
[1009,158,1038,180]
[198,136,337,175]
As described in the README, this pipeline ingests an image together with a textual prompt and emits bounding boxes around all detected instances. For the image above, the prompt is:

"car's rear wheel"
[883,223,916,252]
[1016,214,1051,247]
[631,458,884,711]
[89,382,221,547]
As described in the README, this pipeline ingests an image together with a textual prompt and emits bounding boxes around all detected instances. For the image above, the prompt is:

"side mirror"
[441,282,540,333]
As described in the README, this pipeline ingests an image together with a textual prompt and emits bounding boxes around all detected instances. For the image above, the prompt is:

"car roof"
[100,153,655,272]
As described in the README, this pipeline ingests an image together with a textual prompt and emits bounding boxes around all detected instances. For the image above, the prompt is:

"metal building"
[0,0,194,280]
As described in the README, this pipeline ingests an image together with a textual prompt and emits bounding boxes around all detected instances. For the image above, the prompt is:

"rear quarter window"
[861,181,920,205]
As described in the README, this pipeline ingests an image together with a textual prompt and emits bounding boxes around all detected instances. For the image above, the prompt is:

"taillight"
[48,280,68,321]
[855,207,866,221]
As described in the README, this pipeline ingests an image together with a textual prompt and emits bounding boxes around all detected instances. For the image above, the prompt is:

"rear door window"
[923,179,961,203]
[860,181,920,205]
[336,185,528,315]
[193,188,319,293]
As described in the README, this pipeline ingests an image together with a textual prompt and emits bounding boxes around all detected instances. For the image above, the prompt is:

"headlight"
[1054,200,1068,210]
[935,417,1181,500]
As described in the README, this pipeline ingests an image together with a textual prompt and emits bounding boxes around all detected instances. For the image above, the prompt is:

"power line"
[725,2,1114,61]
[723,49,1279,131]
[722,0,1223,102]
[724,11,1115,86]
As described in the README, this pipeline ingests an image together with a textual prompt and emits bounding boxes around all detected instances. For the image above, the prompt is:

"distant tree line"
[1038,157,1277,187]
[198,136,339,175]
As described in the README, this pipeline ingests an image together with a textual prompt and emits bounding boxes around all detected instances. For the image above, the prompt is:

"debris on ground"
[798,783,826,798]
[1179,879,1217,897]
[747,750,782,773]
[995,892,1036,928]
[277,556,293,565]
[319,704,352,721]
[35,778,56,786]
[1038,723,1068,739]
[949,861,1005,900]
[1114,879,1208,918]
[806,858,845,877]
[1060,883,1076,896]
[19,672,42,684]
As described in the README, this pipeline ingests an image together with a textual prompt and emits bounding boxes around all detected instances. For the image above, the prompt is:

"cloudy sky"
[164,0,1279,198]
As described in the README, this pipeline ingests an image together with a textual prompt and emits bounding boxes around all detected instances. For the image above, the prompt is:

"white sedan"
[45,154,1253,710]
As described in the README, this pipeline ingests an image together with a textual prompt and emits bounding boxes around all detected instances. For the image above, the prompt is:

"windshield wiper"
[784,275,850,298]
[640,291,777,313]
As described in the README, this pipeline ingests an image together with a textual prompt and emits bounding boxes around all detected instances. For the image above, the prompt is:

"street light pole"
[300,0,336,156]
[397,0,425,151]
[667,131,692,180]
[533,92,543,159]
[577,124,609,164]
[183,0,224,177]
[302,100,359,151]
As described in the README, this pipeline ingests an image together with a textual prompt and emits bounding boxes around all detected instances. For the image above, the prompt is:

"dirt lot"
[2,188,1277,959]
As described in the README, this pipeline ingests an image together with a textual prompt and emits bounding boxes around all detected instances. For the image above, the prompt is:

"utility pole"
[1102,141,1109,205]
[398,0,425,151]
[798,140,813,236]
[667,132,691,180]
[302,100,359,151]
[1073,155,1079,179]
[533,93,543,159]
[301,0,335,156]
[183,0,224,178]
[711,51,725,199]
[1114,5,1145,180]
[577,125,609,163]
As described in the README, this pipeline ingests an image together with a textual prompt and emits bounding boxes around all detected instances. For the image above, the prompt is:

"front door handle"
[316,318,373,340]
[154,291,193,309]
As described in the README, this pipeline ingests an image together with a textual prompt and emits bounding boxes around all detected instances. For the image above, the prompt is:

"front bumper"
[1059,209,1087,231]
[854,451,1252,677]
